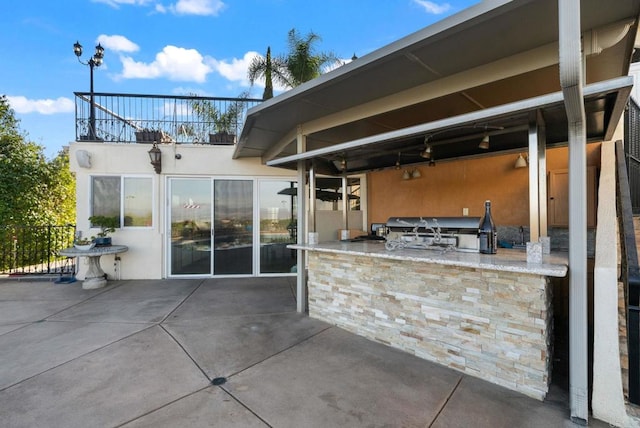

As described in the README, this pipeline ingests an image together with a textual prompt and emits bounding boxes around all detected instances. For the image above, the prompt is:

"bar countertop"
[289,240,568,277]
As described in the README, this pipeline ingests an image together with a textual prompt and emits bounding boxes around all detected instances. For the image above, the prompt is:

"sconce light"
[148,142,162,174]
[75,149,91,168]
[478,134,490,149]
[402,168,421,180]
[514,153,528,169]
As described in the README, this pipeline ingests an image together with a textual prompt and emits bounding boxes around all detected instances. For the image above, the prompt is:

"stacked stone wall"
[308,251,552,400]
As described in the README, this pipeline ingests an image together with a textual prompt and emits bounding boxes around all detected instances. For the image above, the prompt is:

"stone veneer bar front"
[290,240,568,400]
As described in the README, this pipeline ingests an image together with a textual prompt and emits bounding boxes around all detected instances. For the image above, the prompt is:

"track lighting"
[515,153,528,168]
[478,134,490,149]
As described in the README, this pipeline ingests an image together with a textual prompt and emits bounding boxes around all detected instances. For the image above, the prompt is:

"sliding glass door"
[168,177,296,277]
[213,180,253,275]
[169,178,212,275]
[259,180,297,274]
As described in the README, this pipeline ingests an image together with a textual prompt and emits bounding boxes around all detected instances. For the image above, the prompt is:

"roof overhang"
[234,0,640,174]
[266,76,633,174]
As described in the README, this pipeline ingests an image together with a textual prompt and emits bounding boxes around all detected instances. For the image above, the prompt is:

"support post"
[559,0,589,422]
[296,131,307,313]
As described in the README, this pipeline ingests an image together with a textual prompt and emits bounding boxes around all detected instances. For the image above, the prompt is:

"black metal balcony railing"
[0,225,77,276]
[74,92,262,144]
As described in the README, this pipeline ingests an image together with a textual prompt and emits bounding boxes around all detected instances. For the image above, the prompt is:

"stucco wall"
[69,142,295,279]
[367,144,601,227]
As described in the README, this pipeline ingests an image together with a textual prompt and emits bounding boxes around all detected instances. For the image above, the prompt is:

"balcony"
[74,92,263,145]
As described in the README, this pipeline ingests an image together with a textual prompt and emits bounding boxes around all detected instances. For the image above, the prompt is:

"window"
[91,176,153,228]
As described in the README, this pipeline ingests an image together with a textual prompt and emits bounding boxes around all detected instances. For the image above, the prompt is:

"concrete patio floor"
[0,276,609,427]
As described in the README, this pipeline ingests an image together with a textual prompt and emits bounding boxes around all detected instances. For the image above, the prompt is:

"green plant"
[74,237,93,245]
[88,215,119,237]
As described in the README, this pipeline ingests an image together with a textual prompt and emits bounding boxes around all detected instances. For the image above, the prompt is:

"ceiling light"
[411,168,421,179]
[515,153,528,169]
[402,170,411,180]
[395,152,401,170]
[420,144,432,159]
[478,134,490,149]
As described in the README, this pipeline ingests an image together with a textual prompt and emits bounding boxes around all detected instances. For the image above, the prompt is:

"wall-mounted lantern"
[148,142,162,174]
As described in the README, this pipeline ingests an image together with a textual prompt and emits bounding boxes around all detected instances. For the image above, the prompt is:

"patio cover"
[234,0,640,172]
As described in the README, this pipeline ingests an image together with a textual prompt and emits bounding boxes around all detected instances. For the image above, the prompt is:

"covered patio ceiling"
[266,77,633,175]
[234,0,640,175]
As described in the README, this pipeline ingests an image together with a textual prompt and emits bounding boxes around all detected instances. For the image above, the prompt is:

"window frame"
[89,174,155,230]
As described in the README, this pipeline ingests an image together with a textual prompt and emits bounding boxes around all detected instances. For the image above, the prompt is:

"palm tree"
[247,29,339,99]
[248,46,289,100]
[284,28,338,87]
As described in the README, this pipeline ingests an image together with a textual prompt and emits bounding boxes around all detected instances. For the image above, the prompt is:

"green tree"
[284,28,338,87]
[248,46,289,100]
[0,95,75,226]
[248,29,339,98]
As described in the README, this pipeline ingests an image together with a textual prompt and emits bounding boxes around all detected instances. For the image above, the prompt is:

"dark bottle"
[478,200,497,254]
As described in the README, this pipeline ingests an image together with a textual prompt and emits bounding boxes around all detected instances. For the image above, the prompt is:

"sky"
[1,0,478,159]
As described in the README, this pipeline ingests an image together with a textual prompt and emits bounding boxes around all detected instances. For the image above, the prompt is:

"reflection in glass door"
[169,179,212,275]
[259,180,297,274]
[214,180,253,275]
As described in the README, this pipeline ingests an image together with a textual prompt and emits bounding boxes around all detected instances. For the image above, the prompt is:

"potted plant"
[134,128,173,144]
[74,236,95,251]
[88,215,119,246]
[189,92,248,145]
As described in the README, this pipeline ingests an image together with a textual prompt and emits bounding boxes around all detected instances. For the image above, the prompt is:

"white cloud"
[170,0,225,16]
[7,96,74,115]
[413,0,451,14]
[97,35,140,53]
[208,51,257,86]
[91,0,152,8]
[120,45,211,82]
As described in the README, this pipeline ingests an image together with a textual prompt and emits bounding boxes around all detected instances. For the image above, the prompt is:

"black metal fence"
[624,98,640,214]
[0,225,77,276]
[74,92,262,144]
[615,139,640,405]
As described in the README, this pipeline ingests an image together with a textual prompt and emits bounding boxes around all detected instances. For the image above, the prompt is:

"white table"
[59,245,128,289]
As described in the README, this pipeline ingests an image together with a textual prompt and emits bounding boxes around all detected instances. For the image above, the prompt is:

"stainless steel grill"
[384,216,481,252]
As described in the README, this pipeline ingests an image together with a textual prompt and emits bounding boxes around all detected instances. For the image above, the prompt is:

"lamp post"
[73,41,104,141]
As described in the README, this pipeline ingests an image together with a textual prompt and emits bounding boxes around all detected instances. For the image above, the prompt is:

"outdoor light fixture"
[420,144,432,159]
[395,152,402,170]
[402,170,411,180]
[148,142,162,174]
[73,40,105,141]
[411,168,421,179]
[478,134,490,149]
[515,153,528,169]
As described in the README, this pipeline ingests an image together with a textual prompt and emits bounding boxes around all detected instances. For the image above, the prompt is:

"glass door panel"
[213,180,253,275]
[259,180,297,274]
[169,178,212,275]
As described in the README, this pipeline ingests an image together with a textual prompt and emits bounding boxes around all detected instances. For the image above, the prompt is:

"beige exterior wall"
[367,144,601,227]
[69,142,295,280]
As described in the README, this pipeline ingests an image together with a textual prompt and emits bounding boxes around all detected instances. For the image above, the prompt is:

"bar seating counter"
[290,240,568,400]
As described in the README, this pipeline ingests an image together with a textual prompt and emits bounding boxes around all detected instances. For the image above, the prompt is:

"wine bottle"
[478,200,497,254]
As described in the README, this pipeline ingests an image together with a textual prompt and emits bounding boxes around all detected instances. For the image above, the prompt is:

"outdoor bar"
[290,240,567,400]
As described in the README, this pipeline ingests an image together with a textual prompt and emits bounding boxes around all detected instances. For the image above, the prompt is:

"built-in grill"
[384,216,481,252]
